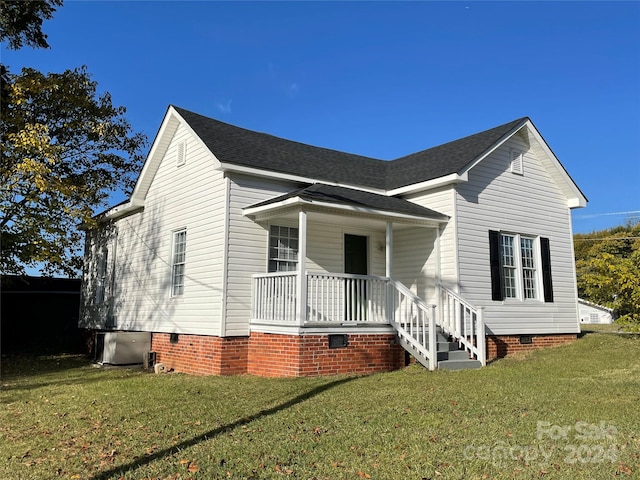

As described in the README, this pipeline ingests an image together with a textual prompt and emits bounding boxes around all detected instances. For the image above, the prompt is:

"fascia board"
[218,163,388,195]
[386,172,467,196]
[524,120,588,209]
[457,120,530,176]
[244,197,448,224]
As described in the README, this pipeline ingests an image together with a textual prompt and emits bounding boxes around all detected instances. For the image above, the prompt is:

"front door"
[344,234,368,320]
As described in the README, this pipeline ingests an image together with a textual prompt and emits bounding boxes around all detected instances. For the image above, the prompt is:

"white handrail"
[389,279,436,370]
[439,286,486,366]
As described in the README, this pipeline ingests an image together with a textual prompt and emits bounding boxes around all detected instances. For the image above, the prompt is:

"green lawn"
[1,332,639,480]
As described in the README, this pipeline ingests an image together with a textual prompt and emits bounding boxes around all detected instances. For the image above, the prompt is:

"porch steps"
[396,328,481,371]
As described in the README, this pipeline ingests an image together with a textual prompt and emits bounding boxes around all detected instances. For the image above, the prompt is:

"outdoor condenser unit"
[95,332,151,365]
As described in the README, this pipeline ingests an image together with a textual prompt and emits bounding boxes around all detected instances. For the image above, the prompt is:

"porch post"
[385,222,393,278]
[296,210,308,326]
[435,225,442,321]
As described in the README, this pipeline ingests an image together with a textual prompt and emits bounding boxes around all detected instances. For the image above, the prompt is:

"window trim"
[171,228,187,297]
[268,224,299,273]
[489,230,553,303]
[95,248,109,304]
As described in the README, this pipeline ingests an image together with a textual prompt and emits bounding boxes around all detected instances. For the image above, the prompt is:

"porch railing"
[389,280,437,370]
[252,272,390,325]
[251,272,486,369]
[252,272,298,323]
[439,286,486,366]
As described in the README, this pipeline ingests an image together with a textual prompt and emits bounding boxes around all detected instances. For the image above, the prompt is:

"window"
[511,149,524,175]
[171,229,187,296]
[268,225,298,272]
[177,140,186,167]
[95,248,108,304]
[489,231,553,302]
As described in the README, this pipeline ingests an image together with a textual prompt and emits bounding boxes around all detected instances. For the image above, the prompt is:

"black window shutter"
[489,230,503,301]
[540,237,554,302]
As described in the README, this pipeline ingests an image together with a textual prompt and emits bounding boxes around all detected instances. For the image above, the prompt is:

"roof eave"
[219,163,388,195]
[243,196,448,225]
[386,172,468,196]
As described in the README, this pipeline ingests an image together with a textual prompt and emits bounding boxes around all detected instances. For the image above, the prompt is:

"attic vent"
[511,149,524,175]
[177,140,186,167]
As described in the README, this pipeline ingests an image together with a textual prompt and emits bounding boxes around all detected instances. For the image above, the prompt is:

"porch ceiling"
[243,183,448,228]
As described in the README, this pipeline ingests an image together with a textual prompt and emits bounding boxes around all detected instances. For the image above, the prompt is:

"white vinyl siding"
[81,122,227,336]
[455,132,580,334]
[402,187,457,296]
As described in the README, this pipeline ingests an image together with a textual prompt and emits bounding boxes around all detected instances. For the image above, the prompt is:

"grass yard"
[1,332,639,480]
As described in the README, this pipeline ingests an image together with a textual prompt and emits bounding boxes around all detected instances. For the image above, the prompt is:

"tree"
[0,0,63,50]
[575,221,640,331]
[1,65,146,276]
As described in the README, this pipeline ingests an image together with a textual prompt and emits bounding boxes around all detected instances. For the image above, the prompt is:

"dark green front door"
[344,234,368,275]
[344,234,368,320]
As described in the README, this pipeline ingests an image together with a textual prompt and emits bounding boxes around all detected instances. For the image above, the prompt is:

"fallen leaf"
[187,462,199,472]
[180,459,190,465]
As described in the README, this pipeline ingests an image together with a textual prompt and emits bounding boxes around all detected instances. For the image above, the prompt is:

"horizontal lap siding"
[455,135,579,334]
[225,175,299,336]
[392,227,437,303]
[402,188,457,292]
[108,125,226,335]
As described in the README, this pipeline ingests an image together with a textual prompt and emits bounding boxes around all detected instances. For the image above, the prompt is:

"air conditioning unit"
[95,332,151,365]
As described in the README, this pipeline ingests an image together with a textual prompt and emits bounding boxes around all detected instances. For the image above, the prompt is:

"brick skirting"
[147,331,576,375]
[486,334,577,362]
[151,333,248,375]
[248,332,406,377]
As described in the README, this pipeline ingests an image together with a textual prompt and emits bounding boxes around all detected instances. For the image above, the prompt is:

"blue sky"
[3,1,639,233]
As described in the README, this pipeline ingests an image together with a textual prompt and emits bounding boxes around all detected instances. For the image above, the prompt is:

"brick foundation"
[147,331,576,376]
[248,332,405,377]
[151,333,248,375]
[486,334,577,362]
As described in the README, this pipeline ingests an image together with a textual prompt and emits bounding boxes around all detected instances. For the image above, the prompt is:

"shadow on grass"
[0,354,140,403]
[89,376,357,480]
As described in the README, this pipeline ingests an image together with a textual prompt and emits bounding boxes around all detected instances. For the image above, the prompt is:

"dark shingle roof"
[387,117,528,188]
[174,106,528,191]
[248,183,449,221]
[174,107,389,189]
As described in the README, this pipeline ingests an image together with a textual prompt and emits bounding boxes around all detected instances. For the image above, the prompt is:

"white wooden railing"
[439,286,486,366]
[389,280,437,370]
[252,272,390,324]
[252,272,298,323]
[307,272,389,323]
[251,272,486,370]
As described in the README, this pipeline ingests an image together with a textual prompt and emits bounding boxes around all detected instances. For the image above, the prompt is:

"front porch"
[243,183,486,373]
[251,271,487,371]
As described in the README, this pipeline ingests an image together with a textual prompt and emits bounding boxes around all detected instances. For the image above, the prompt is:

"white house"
[80,106,587,376]
[578,299,614,324]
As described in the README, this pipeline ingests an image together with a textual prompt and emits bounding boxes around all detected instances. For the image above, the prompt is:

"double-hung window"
[171,229,187,296]
[489,230,554,302]
[268,225,298,272]
[95,248,109,304]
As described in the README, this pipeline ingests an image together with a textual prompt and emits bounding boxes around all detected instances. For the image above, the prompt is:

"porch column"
[386,222,393,278]
[296,210,308,326]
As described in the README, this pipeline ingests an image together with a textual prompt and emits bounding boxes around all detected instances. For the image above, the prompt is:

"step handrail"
[389,279,437,370]
[439,286,486,366]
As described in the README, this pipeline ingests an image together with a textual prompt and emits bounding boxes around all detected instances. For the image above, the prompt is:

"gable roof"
[174,107,389,190]
[387,117,528,189]
[245,183,449,223]
[105,106,586,220]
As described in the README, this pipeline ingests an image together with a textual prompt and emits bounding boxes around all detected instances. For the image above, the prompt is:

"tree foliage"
[1,65,146,276]
[574,221,640,330]
[0,0,63,50]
